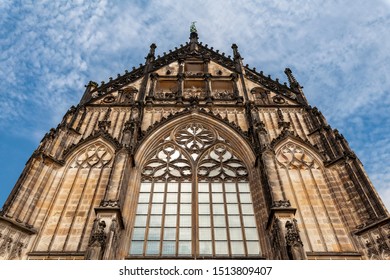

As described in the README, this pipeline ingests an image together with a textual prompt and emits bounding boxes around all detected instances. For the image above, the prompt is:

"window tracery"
[276,142,319,170]
[69,142,113,169]
[130,122,260,258]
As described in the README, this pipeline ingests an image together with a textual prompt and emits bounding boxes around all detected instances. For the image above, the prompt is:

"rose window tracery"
[174,123,215,160]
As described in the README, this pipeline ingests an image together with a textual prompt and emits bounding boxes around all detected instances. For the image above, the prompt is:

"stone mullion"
[29,167,58,227]
[62,165,94,251]
[297,167,328,251]
[77,165,106,252]
[21,165,52,224]
[309,168,342,251]
[283,166,313,251]
[48,166,82,251]
[29,165,69,252]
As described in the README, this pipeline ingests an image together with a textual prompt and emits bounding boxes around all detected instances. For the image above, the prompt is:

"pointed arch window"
[129,122,261,258]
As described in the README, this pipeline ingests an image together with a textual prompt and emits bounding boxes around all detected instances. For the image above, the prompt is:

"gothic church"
[1,27,389,260]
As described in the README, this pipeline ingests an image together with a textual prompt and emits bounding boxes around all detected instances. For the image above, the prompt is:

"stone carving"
[285,219,305,260]
[272,200,291,208]
[183,86,206,99]
[85,218,107,260]
[212,90,234,99]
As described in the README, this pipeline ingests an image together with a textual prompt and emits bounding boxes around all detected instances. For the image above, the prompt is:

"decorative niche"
[211,80,234,99]
[183,80,206,99]
[185,62,204,76]
[155,80,178,99]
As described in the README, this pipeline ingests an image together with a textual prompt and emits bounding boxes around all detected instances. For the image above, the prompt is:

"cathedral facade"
[1,29,389,260]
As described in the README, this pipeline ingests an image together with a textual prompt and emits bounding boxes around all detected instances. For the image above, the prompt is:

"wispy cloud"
[0,0,389,210]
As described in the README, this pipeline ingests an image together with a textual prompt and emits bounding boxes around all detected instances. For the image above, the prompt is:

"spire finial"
[189,21,199,46]
[190,21,197,33]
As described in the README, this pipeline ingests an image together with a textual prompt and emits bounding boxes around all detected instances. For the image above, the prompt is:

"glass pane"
[179,228,191,240]
[225,193,238,203]
[146,241,160,255]
[212,193,224,203]
[180,192,192,203]
[152,193,164,203]
[241,204,254,214]
[162,241,176,255]
[178,241,191,255]
[165,215,177,227]
[199,204,210,214]
[166,193,178,203]
[240,193,252,203]
[231,241,245,255]
[180,215,192,227]
[230,228,243,240]
[136,204,149,215]
[134,215,147,227]
[212,183,223,192]
[130,241,144,255]
[247,241,261,255]
[212,204,225,215]
[140,182,152,192]
[165,203,177,214]
[154,182,165,192]
[199,215,211,227]
[214,228,227,240]
[147,228,161,240]
[215,241,228,255]
[132,227,146,240]
[198,193,210,203]
[180,203,191,214]
[198,183,209,192]
[138,193,150,203]
[213,215,226,227]
[238,183,250,193]
[227,204,239,215]
[167,183,178,192]
[181,182,192,192]
[151,204,163,214]
[199,241,212,255]
[224,182,236,192]
[149,215,162,227]
[228,215,241,227]
[163,228,176,240]
[199,227,212,240]
[242,216,256,227]
[245,228,259,241]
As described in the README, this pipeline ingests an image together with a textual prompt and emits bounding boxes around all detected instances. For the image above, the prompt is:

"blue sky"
[0,0,389,210]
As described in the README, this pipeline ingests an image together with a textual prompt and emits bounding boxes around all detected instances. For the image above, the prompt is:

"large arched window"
[129,122,260,258]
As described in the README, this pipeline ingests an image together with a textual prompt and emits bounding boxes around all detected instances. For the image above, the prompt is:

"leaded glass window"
[129,122,261,258]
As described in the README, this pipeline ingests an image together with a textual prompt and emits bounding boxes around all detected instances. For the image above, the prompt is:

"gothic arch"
[125,113,263,258]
